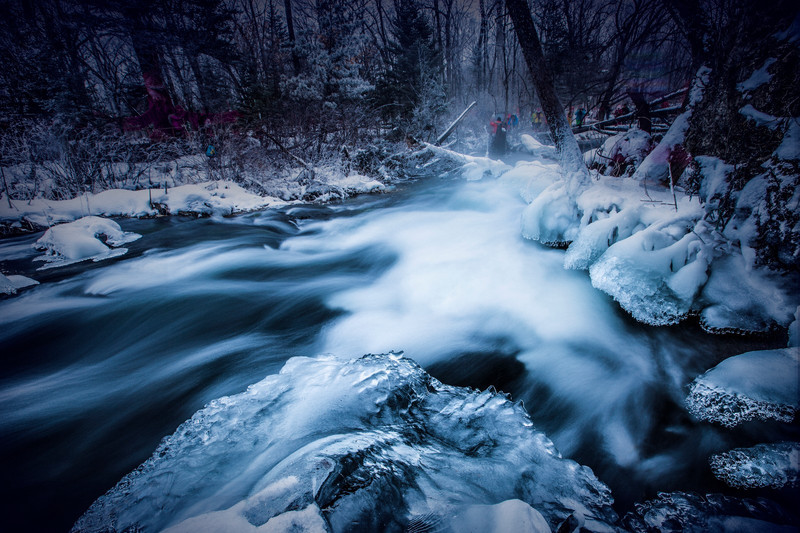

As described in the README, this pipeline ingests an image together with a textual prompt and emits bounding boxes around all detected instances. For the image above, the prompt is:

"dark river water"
[0,175,794,532]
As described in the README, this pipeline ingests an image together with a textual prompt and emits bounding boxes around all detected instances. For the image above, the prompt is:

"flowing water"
[0,175,792,532]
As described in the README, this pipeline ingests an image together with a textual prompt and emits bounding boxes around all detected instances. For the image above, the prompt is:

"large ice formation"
[72,353,617,533]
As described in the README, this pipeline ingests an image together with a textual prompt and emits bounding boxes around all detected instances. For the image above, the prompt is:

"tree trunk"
[284,0,301,75]
[504,0,587,179]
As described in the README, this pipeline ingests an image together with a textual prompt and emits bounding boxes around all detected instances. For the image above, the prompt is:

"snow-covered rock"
[0,272,39,295]
[686,348,799,427]
[72,353,617,533]
[33,216,141,269]
[710,442,800,490]
[589,128,654,176]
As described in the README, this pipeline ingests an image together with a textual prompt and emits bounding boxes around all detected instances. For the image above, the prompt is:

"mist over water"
[0,176,789,531]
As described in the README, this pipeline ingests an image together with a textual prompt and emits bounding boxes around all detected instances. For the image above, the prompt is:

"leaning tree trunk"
[504,0,587,181]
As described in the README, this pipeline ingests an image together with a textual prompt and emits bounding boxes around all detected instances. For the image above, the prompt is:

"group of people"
[488,106,591,158]
[488,113,519,156]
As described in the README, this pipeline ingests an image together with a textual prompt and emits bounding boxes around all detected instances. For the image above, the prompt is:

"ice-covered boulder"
[623,492,798,532]
[33,216,141,269]
[686,348,799,427]
[589,218,709,325]
[72,353,617,533]
[0,272,38,295]
[710,442,800,490]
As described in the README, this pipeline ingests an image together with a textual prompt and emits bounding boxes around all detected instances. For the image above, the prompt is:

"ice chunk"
[710,442,800,490]
[72,354,617,533]
[623,492,798,533]
[32,216,141,269]
[589,220,708,325]
[0,273,38,295]
[499,160,561,203]
[686,348,799,427]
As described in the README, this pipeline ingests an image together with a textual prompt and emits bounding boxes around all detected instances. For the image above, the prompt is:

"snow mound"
[686,348,799,427]
[710,442,800,490]
[498,160,561,203]
[623,492,798,533]
[0,273,39,295]
[699,255,796,334]
[72,353,617,533]
[589,219,709,325]
[1,181,285,228]
[590,129,654,176]
[33,216,141,269]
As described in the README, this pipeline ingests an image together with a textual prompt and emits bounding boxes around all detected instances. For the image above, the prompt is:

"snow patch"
[776,118,800,160]
[737,58,776,92]
[739,104,782,130]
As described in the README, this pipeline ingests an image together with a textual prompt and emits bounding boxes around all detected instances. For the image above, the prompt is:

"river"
[0,173,792,532]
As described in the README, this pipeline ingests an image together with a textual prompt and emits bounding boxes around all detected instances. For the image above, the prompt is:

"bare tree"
[504,0,586,179]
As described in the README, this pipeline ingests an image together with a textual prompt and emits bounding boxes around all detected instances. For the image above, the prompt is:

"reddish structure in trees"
[123,58,237,138]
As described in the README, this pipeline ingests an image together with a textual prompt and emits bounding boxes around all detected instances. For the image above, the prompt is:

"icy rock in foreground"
[710,442,800,490]
[623,492,798,533]
[686,348,799,427]
[33,216,141,269]
[72,354,617,533]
